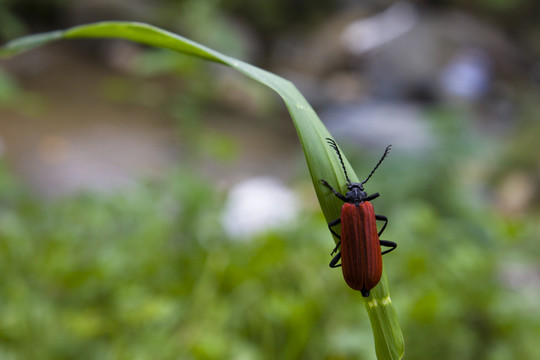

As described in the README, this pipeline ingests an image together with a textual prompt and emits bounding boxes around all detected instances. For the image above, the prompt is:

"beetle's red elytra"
[321,138,396,297]
[339,202,382,292]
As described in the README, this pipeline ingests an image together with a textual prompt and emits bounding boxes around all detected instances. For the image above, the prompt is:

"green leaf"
[0,21,404,359]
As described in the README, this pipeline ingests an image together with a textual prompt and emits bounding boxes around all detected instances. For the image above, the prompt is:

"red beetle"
[321,138,396,297]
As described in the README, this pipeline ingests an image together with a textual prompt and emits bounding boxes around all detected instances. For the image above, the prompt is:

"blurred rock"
[321,101,433,151]
[359,8,519,102]
[272,2,521,107]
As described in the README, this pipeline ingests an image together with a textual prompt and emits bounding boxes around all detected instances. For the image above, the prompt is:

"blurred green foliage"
[0,106,539,359]
[0,164,351,360]
[371,109,540,360]
[0,68,18,105]
[0,68,44,115]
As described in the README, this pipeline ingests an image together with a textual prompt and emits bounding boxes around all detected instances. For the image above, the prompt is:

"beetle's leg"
[366,192,380,201]
[321,179,345,254]
[328,217,341,239]
[380,240,397,255]
[327,217,342,254]
[375,214,388,237]
[330,241,341,255]
[321,179,347,202]
[329,251,342,268]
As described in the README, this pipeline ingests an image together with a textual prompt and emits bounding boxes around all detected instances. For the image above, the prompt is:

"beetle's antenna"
[361,145,391,186]
[326,138,351,184]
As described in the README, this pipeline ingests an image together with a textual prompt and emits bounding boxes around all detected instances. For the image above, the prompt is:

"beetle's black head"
[346,183,368,203]
[347,182,364,191]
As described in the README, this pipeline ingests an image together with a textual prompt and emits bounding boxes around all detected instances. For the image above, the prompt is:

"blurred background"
[0,0,539,359]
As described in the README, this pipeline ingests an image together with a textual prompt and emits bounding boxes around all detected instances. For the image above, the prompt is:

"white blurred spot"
[221,177,300,239]
[341,2,418,55]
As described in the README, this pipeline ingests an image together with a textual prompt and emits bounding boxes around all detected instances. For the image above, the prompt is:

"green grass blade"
[0,21,404,359]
